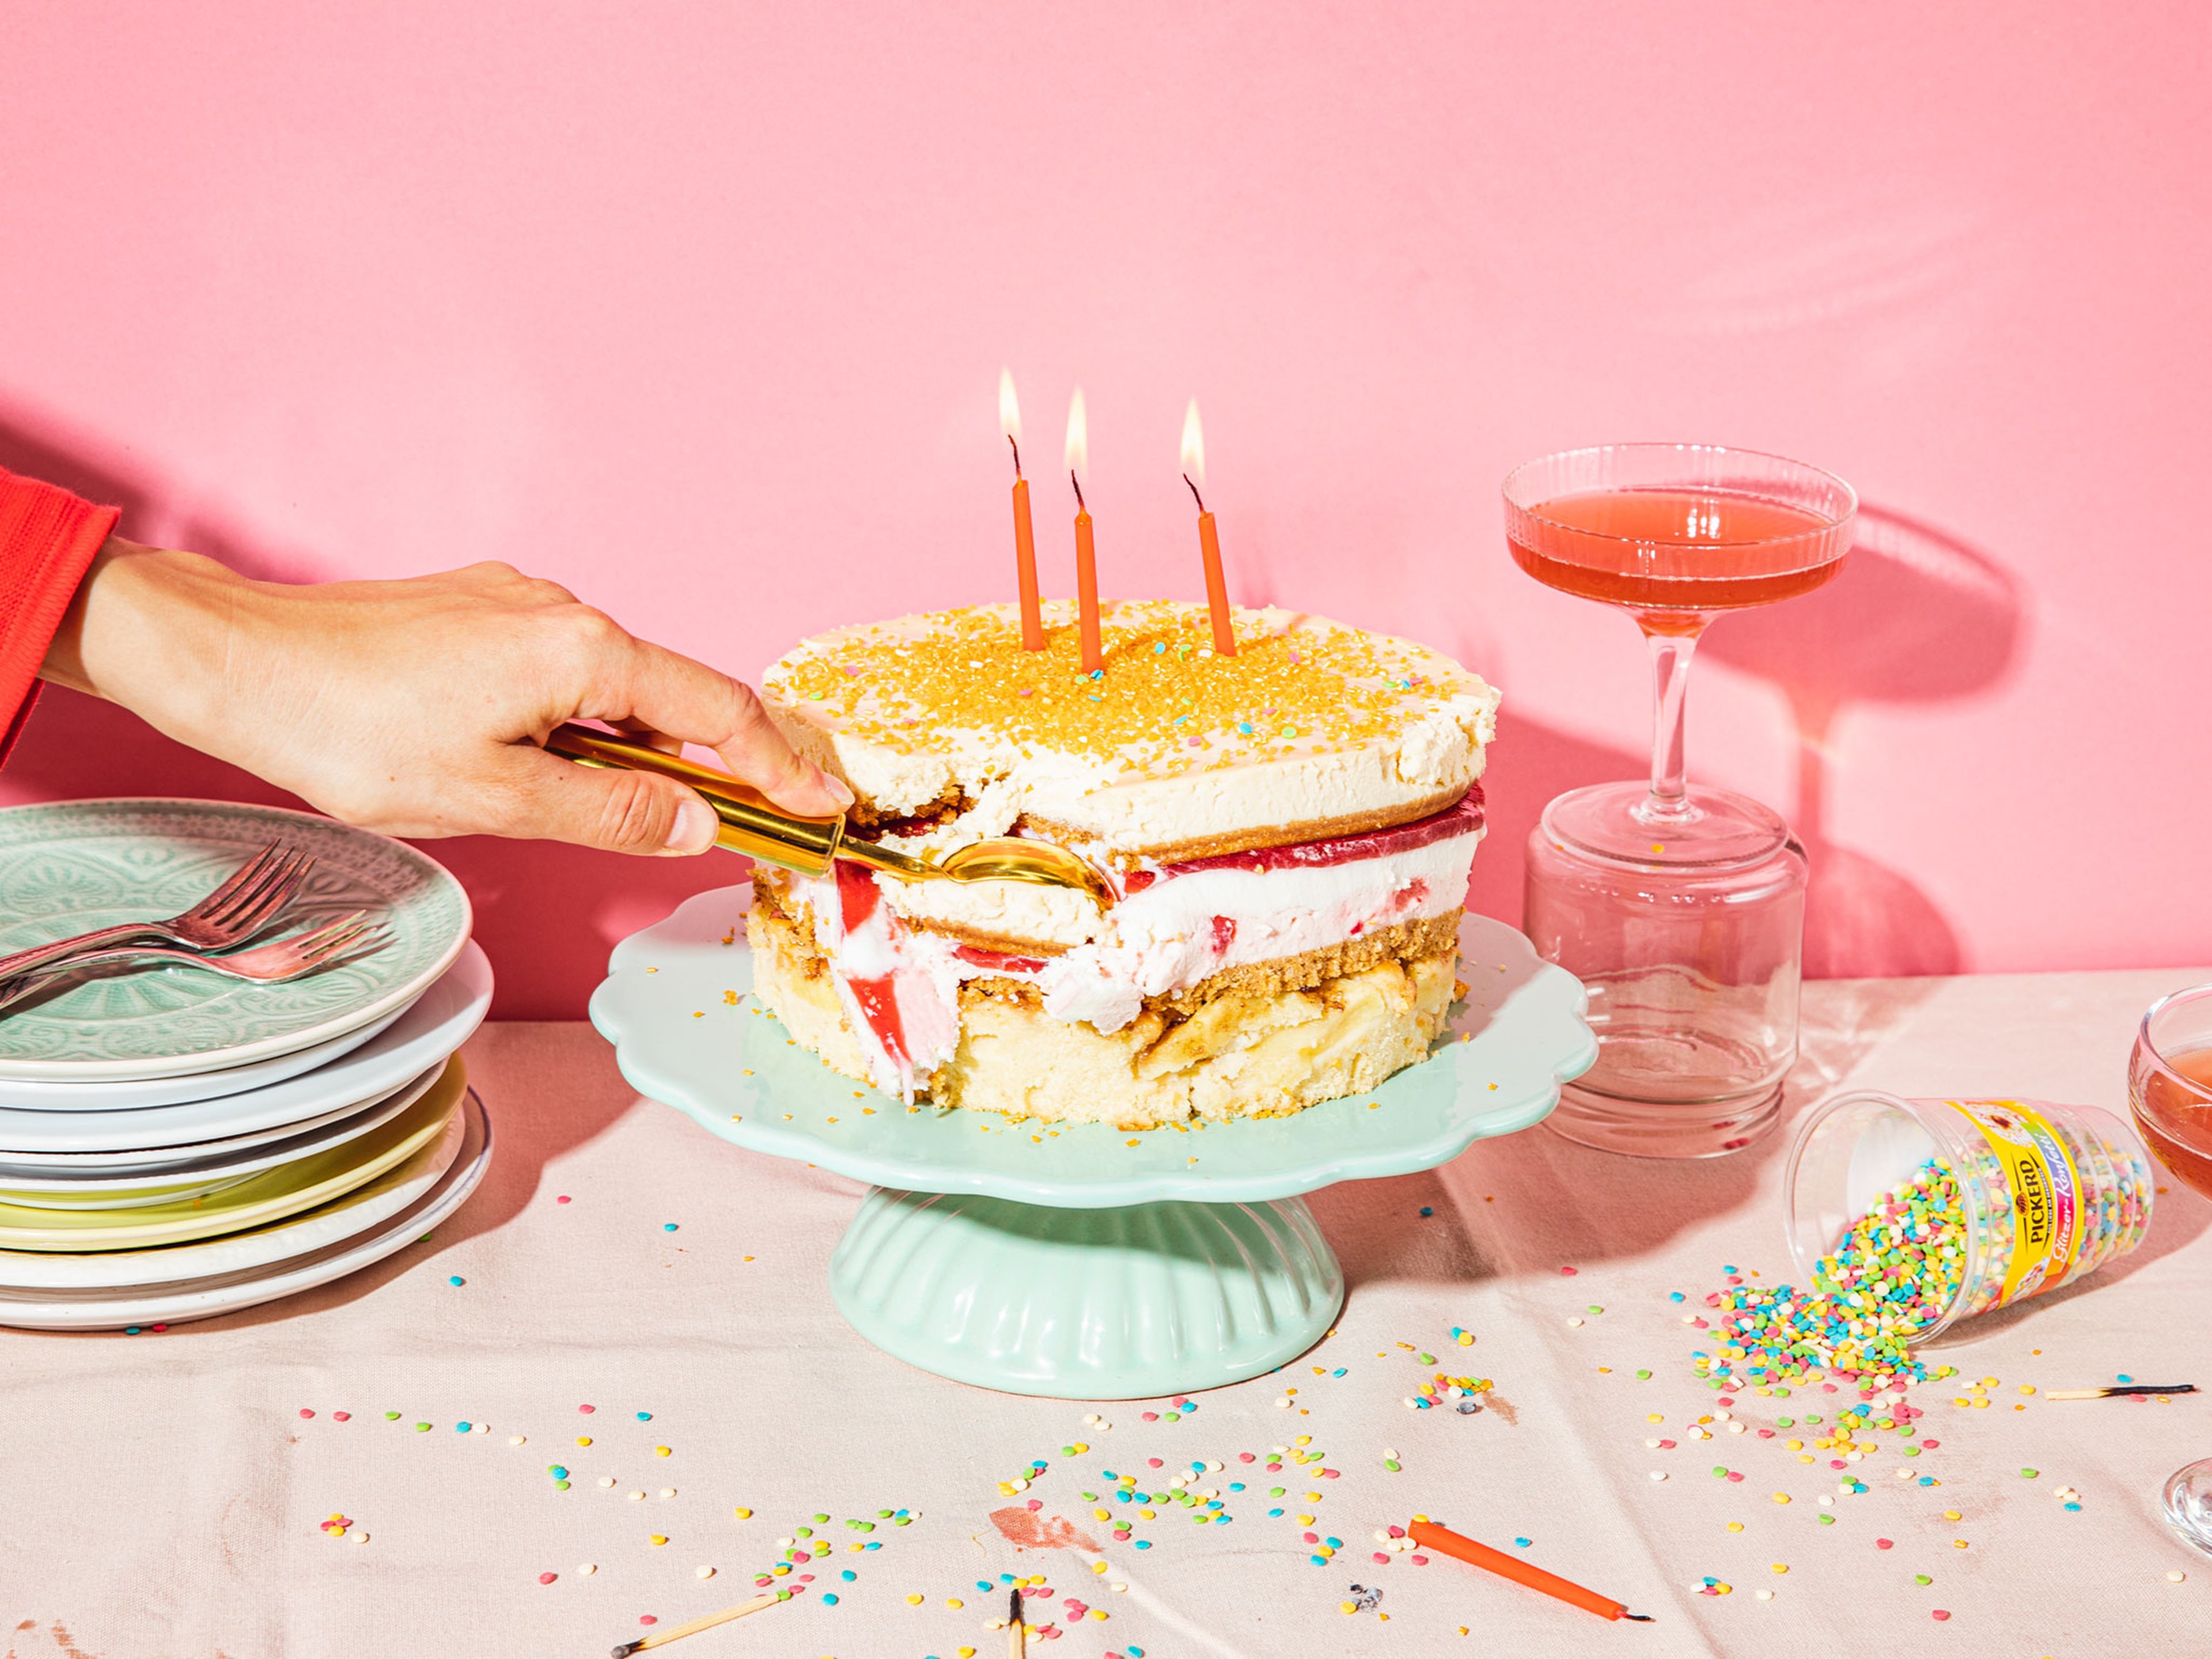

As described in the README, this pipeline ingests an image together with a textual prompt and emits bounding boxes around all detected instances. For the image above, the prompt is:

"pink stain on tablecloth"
[989,1508,1099,1553]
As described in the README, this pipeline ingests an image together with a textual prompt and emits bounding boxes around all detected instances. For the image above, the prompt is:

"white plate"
[0,800,472,1082]
[0,1060,442,1191]
[0,942,490,1155]
[0,1088,471,1290]
[0,1090,490,1328]
[0,997,410,1112]
[0,1075,419,1172]
[0,1062,445,1173]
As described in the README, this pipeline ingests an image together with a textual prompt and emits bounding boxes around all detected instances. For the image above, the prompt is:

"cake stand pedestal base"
[829,1187,1343,1400]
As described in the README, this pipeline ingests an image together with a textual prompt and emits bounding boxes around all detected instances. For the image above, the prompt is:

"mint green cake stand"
[590,888,1594,1400]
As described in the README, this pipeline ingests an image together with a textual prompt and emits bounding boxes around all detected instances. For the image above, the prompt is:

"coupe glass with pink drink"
[1506,444,1855,1158]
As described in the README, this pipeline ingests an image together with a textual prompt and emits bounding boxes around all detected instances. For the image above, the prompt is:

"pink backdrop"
[3,3,2206,1016]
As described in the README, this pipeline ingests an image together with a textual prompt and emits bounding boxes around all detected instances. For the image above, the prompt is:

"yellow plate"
[0,1055,467,1251]
[0,1170,262,1211]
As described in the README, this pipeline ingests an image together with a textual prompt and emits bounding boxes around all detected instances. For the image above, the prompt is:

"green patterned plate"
[0,801,471,1082]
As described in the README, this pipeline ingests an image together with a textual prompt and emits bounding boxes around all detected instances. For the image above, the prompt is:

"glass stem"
[1638,626,1701,825]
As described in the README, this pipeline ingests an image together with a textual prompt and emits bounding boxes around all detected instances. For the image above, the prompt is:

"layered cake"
[746,599,1499,1127]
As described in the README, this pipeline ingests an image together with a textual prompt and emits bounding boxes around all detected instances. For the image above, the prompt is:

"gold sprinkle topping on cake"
[767,600,1478,775]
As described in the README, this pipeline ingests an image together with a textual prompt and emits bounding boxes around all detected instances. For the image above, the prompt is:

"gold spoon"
[543,724,1109,901]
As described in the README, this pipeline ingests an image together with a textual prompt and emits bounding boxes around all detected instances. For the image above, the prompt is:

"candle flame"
[1065,387,1089,486]
[999,368,1023,445]
[1180,397,1206,488]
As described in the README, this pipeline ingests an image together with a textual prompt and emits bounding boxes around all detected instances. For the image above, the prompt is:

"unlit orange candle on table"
[1065,387,1103,673]
[1180,397,1236,655]
[1406,1518,1645,1622]
[1000,369,1044,651]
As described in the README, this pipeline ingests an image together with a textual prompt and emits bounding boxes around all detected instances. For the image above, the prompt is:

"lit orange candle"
[1001,369,1044,651]
[1180,397,1236,655]
[1065,387,1103,673]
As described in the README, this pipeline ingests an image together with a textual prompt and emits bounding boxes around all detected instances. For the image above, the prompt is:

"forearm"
[33,536,849,850]
[39,538,310,786]
[44,537,241,709]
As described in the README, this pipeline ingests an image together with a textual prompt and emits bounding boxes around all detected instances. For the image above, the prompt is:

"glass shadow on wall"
[1704,505,2024,979]
[1423,506,2018,984]
[0,408,735,1020]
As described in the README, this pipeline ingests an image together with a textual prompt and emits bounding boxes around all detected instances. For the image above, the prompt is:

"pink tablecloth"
[5,967,2208,1658]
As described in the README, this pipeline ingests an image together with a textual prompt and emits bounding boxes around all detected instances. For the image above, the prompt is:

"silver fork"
[0,912,387,1016]
[0,842,316,985]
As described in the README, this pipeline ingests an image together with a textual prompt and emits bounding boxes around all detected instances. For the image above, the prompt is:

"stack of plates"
[0,801,493,1331]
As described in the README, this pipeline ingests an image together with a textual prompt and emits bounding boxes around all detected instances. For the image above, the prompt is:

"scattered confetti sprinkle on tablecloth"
[4,966,2209,1658]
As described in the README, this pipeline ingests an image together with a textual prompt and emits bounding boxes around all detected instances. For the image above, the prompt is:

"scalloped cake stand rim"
[590,886,1595,1210]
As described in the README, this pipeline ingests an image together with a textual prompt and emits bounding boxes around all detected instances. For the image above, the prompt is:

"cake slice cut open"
[745,598,1499,1127]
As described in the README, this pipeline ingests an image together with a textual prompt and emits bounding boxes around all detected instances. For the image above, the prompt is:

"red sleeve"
[0,467,120,764]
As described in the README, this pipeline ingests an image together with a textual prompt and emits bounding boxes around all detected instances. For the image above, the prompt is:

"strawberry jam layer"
[1122,785,1484,893]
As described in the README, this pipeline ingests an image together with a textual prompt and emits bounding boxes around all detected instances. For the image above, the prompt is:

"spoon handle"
[543,724,847,877]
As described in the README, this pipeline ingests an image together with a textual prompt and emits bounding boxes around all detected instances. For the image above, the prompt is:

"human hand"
[40,540,853,855]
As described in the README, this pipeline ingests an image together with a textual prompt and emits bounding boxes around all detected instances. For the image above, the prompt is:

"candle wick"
[1183,472,1207,514]
[1070,469,1087,513]
[1008,433,1024,479]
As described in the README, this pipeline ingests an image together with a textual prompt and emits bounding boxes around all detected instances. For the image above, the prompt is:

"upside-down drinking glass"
[1506,444,1856,1158]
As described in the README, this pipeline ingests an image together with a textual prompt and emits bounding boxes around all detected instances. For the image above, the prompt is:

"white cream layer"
[781,821,1483,1096]
[1035,828,1479,1032]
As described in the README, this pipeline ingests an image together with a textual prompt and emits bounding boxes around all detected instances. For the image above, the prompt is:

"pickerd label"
[1948,1099,2082,1306]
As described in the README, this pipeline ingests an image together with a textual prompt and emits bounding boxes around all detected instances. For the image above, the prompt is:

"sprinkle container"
[1782,1092,2154,1342]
